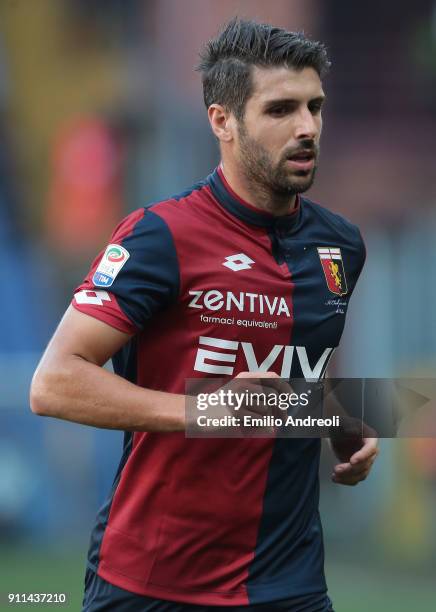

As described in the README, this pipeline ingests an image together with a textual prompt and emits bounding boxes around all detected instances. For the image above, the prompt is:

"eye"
[267,105,289,117]
[308,102,324,115]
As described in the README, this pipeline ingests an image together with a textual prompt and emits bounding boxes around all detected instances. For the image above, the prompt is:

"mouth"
[286,150,316,172]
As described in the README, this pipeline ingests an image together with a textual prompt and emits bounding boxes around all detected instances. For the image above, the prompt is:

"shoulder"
[148,177,212,224]
[114,179,208,228]
[112,176,210,236]
[302,197,365,253]
[133,178,219,245]
[302,197,362,243]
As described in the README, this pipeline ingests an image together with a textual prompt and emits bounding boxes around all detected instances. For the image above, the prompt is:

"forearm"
[30,355,185,432]
[322,380,350,421]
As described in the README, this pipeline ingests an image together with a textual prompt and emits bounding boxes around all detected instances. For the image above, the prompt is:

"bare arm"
[30,306,185,432]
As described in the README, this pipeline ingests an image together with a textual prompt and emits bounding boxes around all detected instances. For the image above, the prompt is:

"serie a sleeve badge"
[93,244,130,288]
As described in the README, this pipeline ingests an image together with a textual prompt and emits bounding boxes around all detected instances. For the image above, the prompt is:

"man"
[31,18,378,612]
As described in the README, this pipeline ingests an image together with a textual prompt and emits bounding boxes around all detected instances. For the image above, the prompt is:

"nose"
[294,108,318,141]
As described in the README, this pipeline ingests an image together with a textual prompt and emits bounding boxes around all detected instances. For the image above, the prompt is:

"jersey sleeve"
[355,228,366,279]
[72,207,180,334]
[346,226,366,299]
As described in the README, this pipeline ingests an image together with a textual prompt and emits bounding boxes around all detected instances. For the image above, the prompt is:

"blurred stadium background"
[1,0,435,609]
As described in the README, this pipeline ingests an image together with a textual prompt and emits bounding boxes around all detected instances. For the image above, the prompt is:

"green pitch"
[1,547,434,610]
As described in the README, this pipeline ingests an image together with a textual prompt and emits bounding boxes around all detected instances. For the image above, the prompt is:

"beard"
[237,121,318,199]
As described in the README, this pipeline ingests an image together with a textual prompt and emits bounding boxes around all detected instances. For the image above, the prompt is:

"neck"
[220,161,297,216]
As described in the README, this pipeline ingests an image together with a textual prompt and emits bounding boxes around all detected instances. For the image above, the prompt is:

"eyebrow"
[262,95,326,108]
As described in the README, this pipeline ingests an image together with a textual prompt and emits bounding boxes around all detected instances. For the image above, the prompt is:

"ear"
[208,104,235,142]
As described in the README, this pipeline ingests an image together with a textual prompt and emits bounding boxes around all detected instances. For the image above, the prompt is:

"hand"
[331,437,379,486]
[188,371,292,436]
[230,371,291,435]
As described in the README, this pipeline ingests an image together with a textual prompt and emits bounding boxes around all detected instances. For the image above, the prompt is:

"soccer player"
[31,18,378,612]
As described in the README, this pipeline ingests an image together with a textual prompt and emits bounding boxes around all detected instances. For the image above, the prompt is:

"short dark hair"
[197,18,331,120]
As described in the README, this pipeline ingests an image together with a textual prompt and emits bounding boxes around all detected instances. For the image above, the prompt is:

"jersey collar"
[207,166,301,233]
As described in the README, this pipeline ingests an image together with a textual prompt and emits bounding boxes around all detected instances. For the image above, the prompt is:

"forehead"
[249,65,324,104]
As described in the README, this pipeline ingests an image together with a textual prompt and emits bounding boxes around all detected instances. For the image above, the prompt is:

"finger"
[332,475,359,486]
[350,449,378,468]
[347,458,376,476]
[337,471,370,485]
[350,439,379,464]
[259,377,293,395]
[348,464,371,478]
[236,371,293,395]
[229,379,272,399]
[334,460,372,477]
[235,371,280,379]
[333,462,351,473]
[231,376,287,398]
[331,475,353,485]
[240,404,269,418]
[332,469,370,485]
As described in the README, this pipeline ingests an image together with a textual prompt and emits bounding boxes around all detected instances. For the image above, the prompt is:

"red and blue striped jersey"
[72,166,365,606]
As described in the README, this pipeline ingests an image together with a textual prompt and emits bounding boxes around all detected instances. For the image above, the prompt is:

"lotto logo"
[74,290,111,306]
[222,253,255,272]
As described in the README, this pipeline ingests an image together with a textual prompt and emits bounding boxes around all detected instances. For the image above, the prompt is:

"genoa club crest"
[317,247,348,296]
